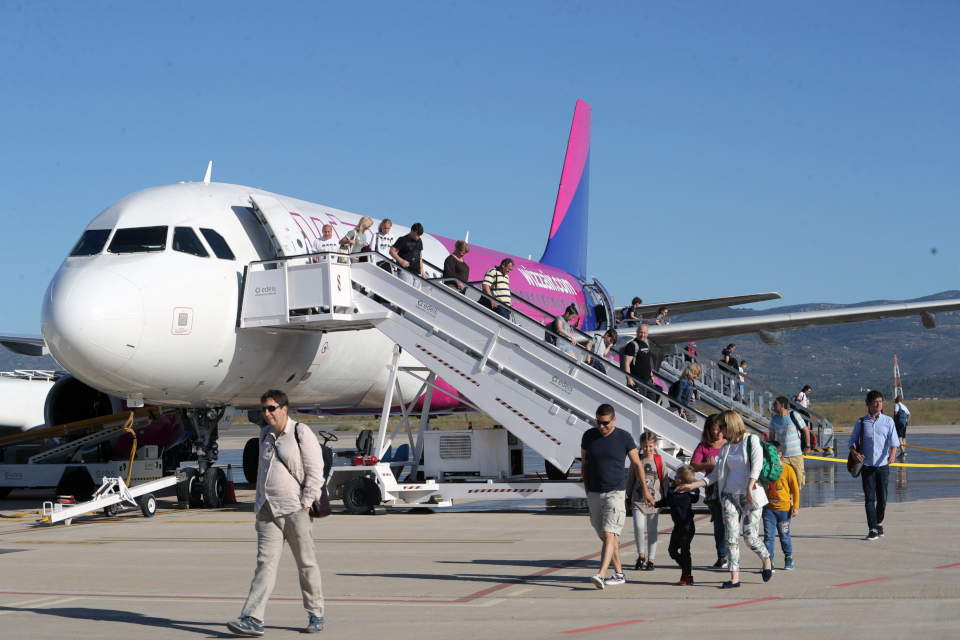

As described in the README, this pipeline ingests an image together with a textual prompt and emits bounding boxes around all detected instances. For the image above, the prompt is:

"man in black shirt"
[390,222,424,285]
[580,404,648,589]
[622,325,657,400]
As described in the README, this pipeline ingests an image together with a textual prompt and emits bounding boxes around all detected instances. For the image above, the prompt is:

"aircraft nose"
[42,267,145,377]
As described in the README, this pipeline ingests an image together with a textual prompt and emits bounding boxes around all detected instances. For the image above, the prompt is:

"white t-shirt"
[313,237,339,254]
[895,402,910,417]
[796,391,810,408]
[724,442,750,495]
[369,231,396,259]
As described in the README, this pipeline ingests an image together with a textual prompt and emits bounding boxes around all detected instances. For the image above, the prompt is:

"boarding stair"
[238,252,706,474]
[656,348,835,452]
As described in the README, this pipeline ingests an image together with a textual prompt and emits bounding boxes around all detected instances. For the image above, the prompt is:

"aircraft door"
[248,194,310,258]
[585,278,615,331]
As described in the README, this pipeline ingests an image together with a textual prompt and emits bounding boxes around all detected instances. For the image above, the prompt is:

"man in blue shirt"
[848,390,900,541]
[580,404,651,589]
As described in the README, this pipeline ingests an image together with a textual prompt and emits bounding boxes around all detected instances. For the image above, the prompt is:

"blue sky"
[2,1,959,333]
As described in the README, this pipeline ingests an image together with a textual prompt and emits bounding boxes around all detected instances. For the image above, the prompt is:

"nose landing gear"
[176,407,234,509]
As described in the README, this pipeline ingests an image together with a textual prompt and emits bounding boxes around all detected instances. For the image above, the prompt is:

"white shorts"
[587,490,626,538]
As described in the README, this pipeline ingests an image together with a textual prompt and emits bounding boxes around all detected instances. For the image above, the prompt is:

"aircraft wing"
[0,334,48,357]
[646,299,960,345]
[617,292,781,319]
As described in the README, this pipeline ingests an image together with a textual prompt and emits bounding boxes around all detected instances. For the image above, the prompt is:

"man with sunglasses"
[228,390,325,636]
[580,404,651,589]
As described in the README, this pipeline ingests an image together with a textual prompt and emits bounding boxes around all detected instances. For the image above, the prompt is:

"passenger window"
[200,228,236,260]
[69,229,111,256]
[108,226,168,253]
[172,227,209,258]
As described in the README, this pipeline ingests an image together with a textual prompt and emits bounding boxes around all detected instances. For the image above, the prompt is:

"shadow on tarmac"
[0,605,237,637]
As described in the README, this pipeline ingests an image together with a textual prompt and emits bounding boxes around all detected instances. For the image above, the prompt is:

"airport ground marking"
[98,537,517,544]
[831,577,891,587]
[932,562,960,569]
[710,596,781,609]
[560,620,646,634]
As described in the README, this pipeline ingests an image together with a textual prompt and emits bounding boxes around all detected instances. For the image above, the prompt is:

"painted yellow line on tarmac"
[805,454,960,468]
[100,537,518,543]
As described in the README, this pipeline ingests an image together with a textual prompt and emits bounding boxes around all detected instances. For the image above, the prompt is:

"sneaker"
[865,530,879,541]
[227,617,265,637]
[306,614,324,634]
[590,574,606,589]
[677,574,694,586]
[645,561,655,572]
[604,573,626,586]
[784,556,794,570]
[634,556,645,571]
[712,557,729,569]
[878,525,884,537]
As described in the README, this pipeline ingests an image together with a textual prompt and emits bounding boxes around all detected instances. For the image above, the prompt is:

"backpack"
[894,406,908,429]
[746,433,782,485]
[788,411,817,450]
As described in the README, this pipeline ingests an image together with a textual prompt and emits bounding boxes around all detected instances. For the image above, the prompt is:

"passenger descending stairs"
[239,254,705,473]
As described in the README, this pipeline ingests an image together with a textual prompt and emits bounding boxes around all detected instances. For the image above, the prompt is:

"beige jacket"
[254,420,325,517]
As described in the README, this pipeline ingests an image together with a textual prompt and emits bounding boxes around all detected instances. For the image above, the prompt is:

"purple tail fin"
[540,99,591,282]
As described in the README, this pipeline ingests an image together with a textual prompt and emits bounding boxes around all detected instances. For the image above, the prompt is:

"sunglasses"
[597,418,614,426]
[262,405,282,412]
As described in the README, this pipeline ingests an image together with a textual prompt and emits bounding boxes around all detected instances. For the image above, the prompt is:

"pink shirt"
[692,442,723,465]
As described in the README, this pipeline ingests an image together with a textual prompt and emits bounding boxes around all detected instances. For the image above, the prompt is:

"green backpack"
[746,434,783,485]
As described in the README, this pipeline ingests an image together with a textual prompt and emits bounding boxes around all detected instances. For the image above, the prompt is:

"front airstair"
[238,253,706,475]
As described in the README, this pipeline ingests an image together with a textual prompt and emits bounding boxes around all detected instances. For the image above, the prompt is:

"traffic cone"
[225,464,238,504]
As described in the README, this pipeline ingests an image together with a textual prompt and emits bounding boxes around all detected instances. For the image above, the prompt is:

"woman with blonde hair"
[678,410,772,588]
[340,216,373,255]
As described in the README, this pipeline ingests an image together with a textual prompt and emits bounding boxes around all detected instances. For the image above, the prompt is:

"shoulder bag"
[846,418,865,478]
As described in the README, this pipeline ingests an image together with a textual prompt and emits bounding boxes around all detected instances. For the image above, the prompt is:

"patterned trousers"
[721,492,769,571]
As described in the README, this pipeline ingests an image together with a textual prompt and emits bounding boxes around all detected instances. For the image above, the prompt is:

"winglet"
[540,100,591,282]
[203,161,212,183]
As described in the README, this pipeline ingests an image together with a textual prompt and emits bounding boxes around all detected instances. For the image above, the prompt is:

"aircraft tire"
[0,487,12,499]
[342,476,382,515]
[242,438,260,485]
[139,493,157,517]
[178,467,203,508]
[103,504,119,517]
[544,461,569,481]
[203,467,227,509]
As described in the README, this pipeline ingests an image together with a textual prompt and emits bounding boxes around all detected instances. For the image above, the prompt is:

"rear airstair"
[238,253,706,496]
[656,348,835,452]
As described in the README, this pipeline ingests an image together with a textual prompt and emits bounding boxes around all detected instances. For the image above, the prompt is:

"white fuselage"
[41,182,447,409]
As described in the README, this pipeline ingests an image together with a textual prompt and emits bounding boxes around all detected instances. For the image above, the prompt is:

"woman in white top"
[678,410,772,588]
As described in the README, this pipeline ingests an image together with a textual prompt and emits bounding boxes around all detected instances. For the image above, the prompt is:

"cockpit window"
[69,229,112,256]
[200,228,236,260]
[172,227,209,258]
[108,226,168,253]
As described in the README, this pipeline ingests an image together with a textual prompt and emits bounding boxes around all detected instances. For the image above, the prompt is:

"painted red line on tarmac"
[932,562,960,569]
[710,596,781,609]
[453,514,710,603]
[560,620,645,634]
[831,577,891,587]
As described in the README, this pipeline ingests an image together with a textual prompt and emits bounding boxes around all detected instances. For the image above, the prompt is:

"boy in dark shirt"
[655,465,700,586]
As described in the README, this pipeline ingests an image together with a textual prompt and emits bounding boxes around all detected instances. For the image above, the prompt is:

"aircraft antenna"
[464,231,469,243]
[203,161,212,183]
[893,354,904,399]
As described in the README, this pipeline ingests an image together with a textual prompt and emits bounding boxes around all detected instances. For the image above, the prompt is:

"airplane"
[4,99,960,505]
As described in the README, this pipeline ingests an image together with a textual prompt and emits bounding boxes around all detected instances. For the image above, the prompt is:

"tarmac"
[1,424,959,639]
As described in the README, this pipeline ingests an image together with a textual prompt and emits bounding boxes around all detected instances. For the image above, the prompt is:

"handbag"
[273,422,333,518]
[847,418,865,478]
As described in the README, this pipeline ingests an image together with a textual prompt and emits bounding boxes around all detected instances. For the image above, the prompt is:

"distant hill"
[672,290,960,401]
[5,290,960,402]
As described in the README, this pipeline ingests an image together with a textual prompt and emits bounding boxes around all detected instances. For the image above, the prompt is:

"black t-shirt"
[623,339,653,381]
[580,427,637,493]
[392,233,423,273]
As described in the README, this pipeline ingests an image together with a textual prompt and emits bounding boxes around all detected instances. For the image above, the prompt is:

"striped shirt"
[483,267,511,305]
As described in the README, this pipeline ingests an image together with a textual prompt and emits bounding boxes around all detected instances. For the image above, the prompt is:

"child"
[762,441,800,570]
[628,432,664,571]
[655,465,700,585]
